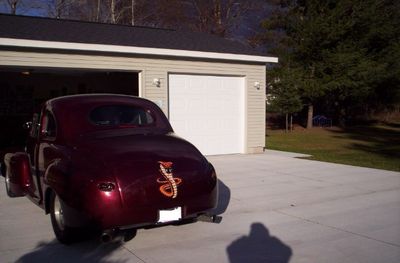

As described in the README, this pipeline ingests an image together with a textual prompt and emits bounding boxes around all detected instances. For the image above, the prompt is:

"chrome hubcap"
[54,195,65,231]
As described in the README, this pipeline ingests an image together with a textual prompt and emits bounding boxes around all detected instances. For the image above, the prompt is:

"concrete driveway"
[1,151,399,263]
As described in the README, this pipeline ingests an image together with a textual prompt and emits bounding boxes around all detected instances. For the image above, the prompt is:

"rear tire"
[50,191,78,244]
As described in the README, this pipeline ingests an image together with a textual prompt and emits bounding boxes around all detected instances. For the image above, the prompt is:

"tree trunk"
[110,0,116,23]
[9,0,18,15]
[285,113,288,133]
[306,104,313,129]
[212,0,220,23]
[131,0,135,26]
[54,0,65,18]
[214,0,222,31]
[96,0,101,22]
[290,114,293,132]
[338,108,346,127]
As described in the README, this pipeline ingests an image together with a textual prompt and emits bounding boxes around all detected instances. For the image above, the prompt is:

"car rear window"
[90,105,154,127]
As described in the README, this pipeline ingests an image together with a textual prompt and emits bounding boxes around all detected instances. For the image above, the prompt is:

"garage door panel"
[205,101,223,112]
[169,74,244,155]
[171,98,186,111]
[169,76,185,87]
[187,120,208,134]
[172,120,187,132]
[188,99,204,113]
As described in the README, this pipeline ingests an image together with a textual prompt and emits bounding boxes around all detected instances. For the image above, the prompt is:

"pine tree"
[261,0,400,126]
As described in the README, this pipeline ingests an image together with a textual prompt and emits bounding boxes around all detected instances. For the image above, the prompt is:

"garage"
[0,14,278,156]
[0,67,139,152]
[169,74,245,155]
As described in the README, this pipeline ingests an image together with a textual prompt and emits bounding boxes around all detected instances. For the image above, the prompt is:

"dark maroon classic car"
[3,94,218,244]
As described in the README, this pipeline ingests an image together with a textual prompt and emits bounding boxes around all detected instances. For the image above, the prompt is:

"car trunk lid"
[76,132,208,208]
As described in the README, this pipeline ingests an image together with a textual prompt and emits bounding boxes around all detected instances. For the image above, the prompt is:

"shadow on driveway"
[212,179,231,216]
[227,223,292,263]
[15,180,231,262]
[16,239,127,263]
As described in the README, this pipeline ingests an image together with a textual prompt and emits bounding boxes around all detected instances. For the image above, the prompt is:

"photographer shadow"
[227,223,292,263]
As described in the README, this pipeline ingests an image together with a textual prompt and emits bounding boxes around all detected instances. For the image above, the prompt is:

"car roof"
[44,94,173,141]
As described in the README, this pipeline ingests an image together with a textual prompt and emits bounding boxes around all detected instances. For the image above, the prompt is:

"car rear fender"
[44,159,71,203]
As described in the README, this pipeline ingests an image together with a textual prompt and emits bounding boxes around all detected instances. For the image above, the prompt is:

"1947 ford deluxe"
[2,94,218,244]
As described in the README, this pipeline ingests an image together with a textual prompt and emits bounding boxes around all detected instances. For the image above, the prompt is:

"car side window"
[40,111,57,139]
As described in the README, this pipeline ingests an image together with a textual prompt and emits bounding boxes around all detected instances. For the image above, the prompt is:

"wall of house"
[0,50,266,153]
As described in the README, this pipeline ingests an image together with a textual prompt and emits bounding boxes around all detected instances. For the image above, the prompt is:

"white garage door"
[169,74,245,155]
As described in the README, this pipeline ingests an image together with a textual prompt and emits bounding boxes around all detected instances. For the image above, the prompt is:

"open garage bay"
[0,67,139,153]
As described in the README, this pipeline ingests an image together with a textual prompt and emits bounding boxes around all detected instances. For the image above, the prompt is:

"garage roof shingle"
[0,14,267,57]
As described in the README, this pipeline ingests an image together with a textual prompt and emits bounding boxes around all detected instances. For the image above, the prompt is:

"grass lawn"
[266,123,400,172]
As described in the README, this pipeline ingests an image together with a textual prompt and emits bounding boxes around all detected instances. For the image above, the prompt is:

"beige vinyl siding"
[0,50,266,153]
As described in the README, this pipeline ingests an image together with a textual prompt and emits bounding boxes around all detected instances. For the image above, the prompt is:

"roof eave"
[0,37,278,63]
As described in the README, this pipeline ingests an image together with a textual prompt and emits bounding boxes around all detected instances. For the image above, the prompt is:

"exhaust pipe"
[197,214,222,224]
[101,229,118,243]
[101,228,137,243]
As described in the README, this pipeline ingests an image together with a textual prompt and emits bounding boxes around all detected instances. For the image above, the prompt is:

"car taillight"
[97,182,116,192]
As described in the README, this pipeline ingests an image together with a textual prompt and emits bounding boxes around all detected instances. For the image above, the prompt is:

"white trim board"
[0,37,278,64]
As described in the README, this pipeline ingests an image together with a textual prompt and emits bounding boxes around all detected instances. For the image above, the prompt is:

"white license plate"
[158,207,182,223]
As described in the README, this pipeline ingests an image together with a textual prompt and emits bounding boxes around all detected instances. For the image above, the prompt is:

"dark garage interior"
[0,67,139,153]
